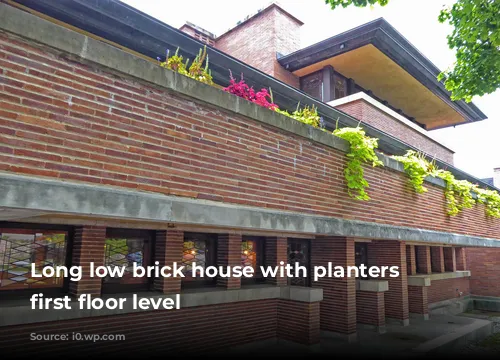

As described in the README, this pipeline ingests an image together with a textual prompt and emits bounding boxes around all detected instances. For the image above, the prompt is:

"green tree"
[325,0,500,102]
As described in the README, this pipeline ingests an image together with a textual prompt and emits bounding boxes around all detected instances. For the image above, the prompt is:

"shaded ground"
[460,311,500,354]
[219,314,491,357]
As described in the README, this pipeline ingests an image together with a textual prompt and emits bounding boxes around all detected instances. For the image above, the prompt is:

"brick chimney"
[494,167,500,188]
[215,2,303,87]
[179,22,216,46]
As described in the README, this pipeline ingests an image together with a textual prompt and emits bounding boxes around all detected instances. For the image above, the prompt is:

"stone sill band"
[356,279,389,292]
[408,271,471,287]
[0,285,323,327]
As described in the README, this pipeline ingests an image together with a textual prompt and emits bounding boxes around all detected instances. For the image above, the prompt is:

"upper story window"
[0,226,69,295]
[241,236,265,284]
[194,31,215,46]
[102,228,153,293]
[181,232,217,288]
[334,72,347,99]
[287,238,310,287]
[300,71,323,101]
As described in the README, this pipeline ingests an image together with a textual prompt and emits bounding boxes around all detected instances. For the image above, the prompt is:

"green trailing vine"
[333,124,383,201]
[393,149,500,218]
[391,150,437,194]
[434,169,477,216]
[476,188,500,218]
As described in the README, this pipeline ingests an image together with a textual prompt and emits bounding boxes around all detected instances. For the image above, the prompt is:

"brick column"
[443,247,456,272]
[408,285,429,320]
[431,246,445,273]
[217,234,241,289]
[456,247,467,270]
[312,237,356,342]
[406,245,417,275]
[154,230,183,294]
[278,300,321,345]
[265,236,287,286]
[416,246,432,274]
[369,240,409,326]
[356,282,387,333]
[69,226,106,297]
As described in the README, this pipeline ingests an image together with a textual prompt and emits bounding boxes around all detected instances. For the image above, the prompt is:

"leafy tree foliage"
[324,0,500,102]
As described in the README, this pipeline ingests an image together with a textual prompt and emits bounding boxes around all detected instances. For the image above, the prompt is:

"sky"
[122,0,499,180]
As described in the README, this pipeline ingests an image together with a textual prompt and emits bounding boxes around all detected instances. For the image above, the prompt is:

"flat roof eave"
[278,18,487,127]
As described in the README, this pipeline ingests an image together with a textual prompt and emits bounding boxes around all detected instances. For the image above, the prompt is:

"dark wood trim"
[321,65,334,102]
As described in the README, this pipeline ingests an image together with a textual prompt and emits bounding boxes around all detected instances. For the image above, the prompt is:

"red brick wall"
[356,291,385,326]
[215,6,300,87]
[312,237,356,335]
[408,285,428,314]
[468,248,500,297]
[335,99,454,164]
[428,277,470,304]
[0,32,499,239]
[0,300,277,356]
[278,299,320,345]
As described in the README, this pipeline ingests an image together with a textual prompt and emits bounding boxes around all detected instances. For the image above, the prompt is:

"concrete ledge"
[408,276,432,287]
[408,271,470,287]
[0,285,322,327]
[1,173,500,248]
[428,270,471,281]
[429,297,471,316]
[356,279,389,292]
[280,286,323,303]
[412,317,492,353]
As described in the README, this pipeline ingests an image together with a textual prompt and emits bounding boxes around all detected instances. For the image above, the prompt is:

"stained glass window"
[287,239,310,287]
[0,229,67,291]
[241,236,265,284]
[103,229,152,291]
[181,233,216,287]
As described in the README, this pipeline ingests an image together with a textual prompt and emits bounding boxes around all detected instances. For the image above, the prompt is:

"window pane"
[355,243,368,268]
[287,239,310,287]
[104,237,146,285]
[182,240,207,277]
[241,240,257,269]
[0,230,67,290]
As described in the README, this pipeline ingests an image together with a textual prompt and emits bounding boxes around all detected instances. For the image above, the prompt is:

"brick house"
[0,0,498,356]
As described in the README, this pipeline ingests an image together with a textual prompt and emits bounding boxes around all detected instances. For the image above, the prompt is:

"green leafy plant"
[434,169,477,216]
[391,150,438,193]
[159,48,188,75]
[476,188,500,218]
[188,46,214,85]
[158,46,213,85]
[275,102,321,128]
[333,124,383,201]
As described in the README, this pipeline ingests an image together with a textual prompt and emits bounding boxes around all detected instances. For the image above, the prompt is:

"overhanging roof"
[278,18,487,130]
